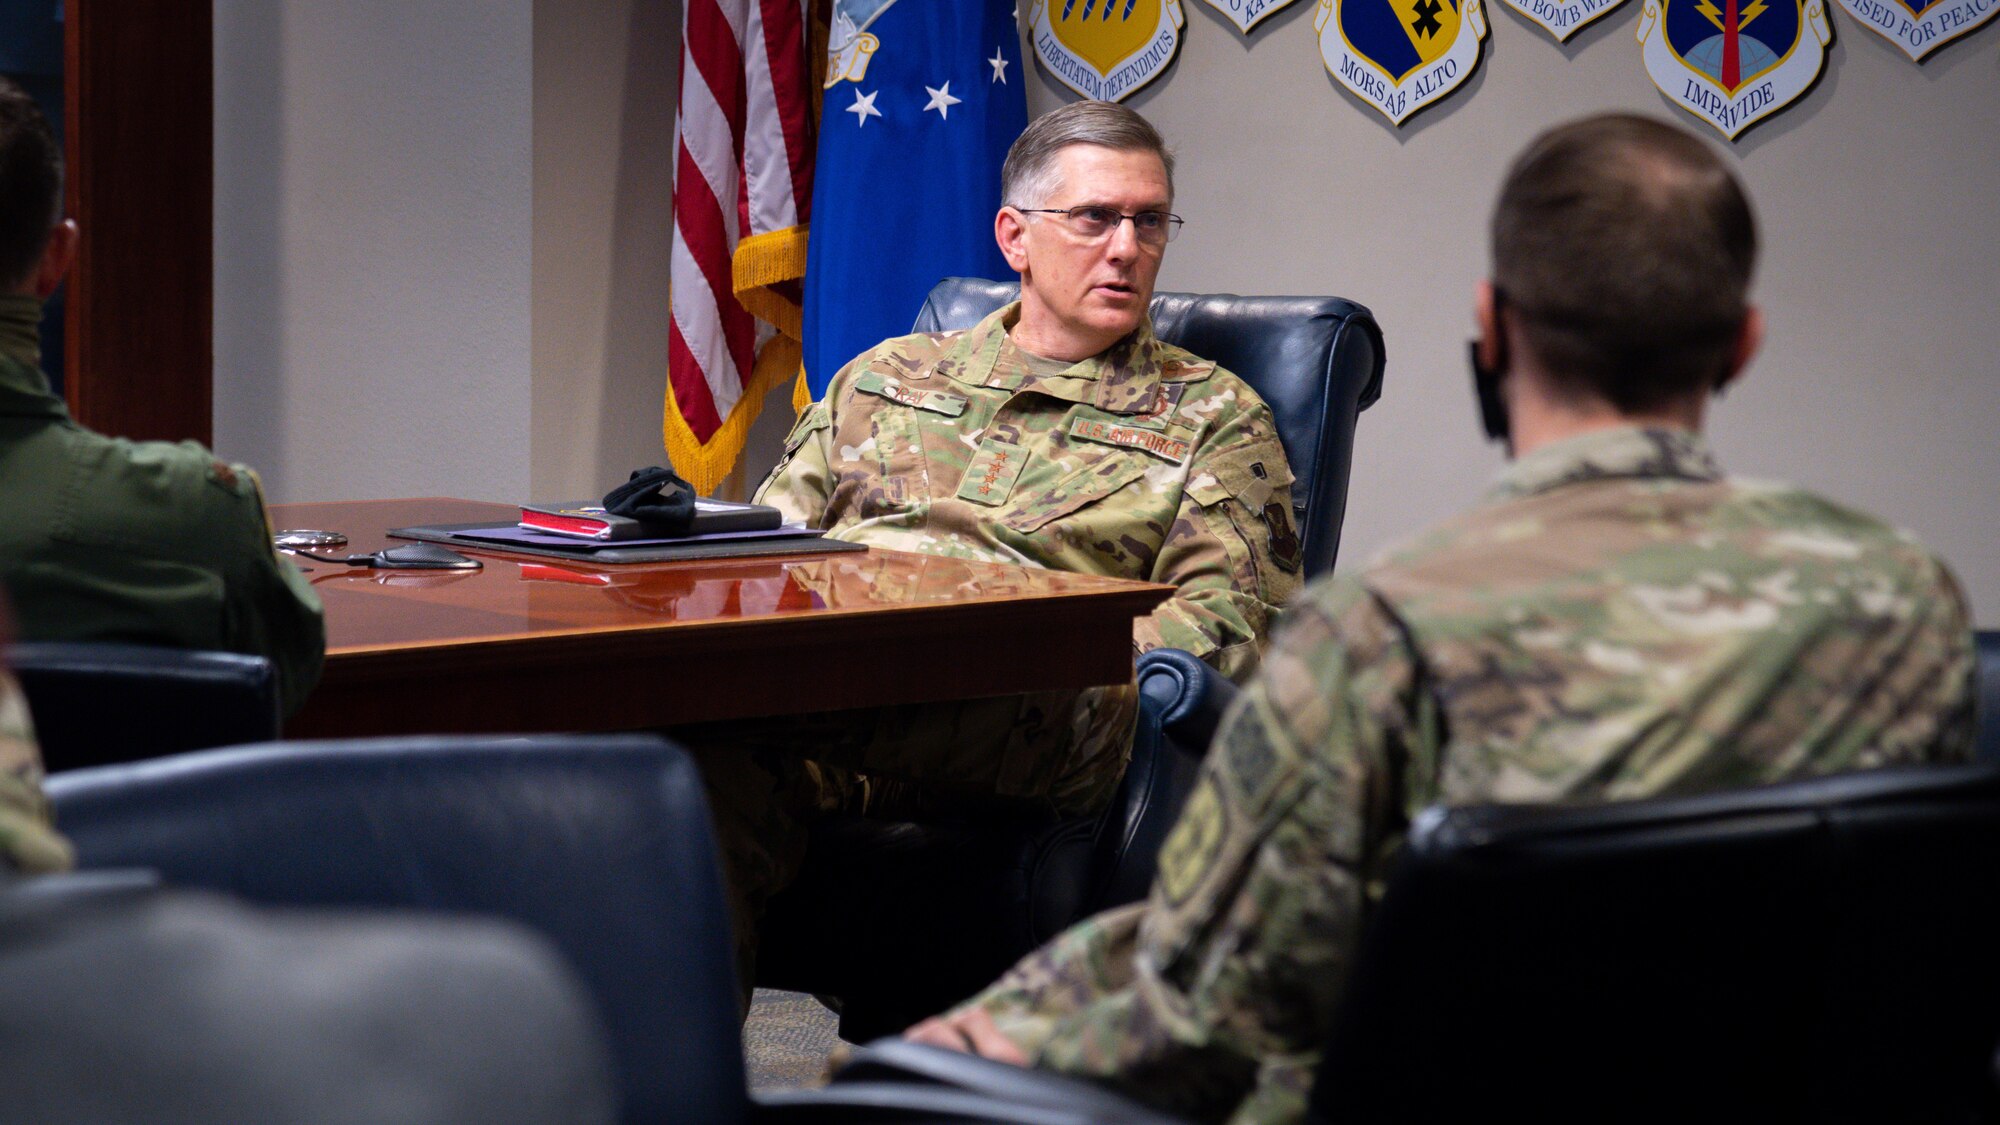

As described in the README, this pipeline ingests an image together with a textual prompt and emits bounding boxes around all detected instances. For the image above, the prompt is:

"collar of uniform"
[0,352,64,421]
[933,301,1165,414]
[1487,425,1724,503]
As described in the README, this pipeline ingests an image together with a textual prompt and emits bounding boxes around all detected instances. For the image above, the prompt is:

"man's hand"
[904,1007,1030,1066]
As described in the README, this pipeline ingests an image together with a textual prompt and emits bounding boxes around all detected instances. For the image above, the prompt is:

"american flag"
[666,0,814,494]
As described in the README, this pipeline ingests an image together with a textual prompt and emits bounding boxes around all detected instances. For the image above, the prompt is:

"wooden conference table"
[276,499,1172,739]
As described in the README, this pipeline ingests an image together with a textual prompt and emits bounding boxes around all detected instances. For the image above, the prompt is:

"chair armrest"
[5,868,162,905]
[1136,648,1240,757]
[1080,649,1242,913]
[9,642,280,769]
[752,1039,1187,1124]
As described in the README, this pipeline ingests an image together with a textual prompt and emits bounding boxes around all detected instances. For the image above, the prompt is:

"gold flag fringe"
[661,223,809,494]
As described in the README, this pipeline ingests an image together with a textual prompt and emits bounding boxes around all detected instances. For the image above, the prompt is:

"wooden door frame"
[63,1,213,445]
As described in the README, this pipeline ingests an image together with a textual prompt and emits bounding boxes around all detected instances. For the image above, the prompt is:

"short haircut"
[0,77,60,291]
[1492,113,1757,412]
[1001,100,1175,210]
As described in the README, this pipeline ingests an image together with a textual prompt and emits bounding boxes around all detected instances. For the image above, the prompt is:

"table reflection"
[516,560,821,618]
[510,550,1083,618]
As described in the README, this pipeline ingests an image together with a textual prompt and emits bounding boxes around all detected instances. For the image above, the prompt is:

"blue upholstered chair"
[815,760,2000,1124]
[758,278,1385,1040]
[9,642,279,770]
[46,735,742,1125]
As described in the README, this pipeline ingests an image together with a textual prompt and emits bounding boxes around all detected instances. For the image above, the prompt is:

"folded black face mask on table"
[602,466,697,536]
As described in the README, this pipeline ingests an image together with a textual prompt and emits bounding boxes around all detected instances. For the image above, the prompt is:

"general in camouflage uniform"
[953,425,1975,1122]
[679,102,1300,981]
[763,301,1298,684]
[916,114,1979,1122]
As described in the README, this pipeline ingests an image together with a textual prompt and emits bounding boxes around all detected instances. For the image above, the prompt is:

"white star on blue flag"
[846,88,882,126]
[923,81,963,119]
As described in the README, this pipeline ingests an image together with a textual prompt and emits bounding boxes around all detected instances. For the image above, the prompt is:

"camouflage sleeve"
[963,577,1427,1122]
[1874,547,1978,763]
[1137,395,1304,683]
[217,466,326,718]
[753,400,835,526]
[0,668,76,874]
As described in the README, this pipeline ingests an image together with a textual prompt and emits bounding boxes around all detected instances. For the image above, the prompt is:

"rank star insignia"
[956,437,1027,505]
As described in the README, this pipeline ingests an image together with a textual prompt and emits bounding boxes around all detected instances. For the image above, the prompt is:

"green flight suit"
[0,296,324,716]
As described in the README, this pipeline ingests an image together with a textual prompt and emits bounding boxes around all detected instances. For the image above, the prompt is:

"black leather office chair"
[759,278,1385,1040]
[1312,759,2000,1123]
[9,642,279,770]
[817,760,2000,1125]
[46,735,744,1125]
[1976,629,1999,763]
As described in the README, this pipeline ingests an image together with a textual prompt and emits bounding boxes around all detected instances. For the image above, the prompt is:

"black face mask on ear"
[1469,289,1510,446]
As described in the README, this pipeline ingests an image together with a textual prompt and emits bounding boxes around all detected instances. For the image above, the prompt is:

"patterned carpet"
[744,989,844,1092]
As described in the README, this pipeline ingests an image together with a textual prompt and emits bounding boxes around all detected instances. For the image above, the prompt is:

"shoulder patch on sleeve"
[784,401,832,453]
[1157,784,1229,907]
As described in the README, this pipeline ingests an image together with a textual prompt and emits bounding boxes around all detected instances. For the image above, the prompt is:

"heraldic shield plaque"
[1317,0,1488,125]
[1198,0,1307,34]
[1025,0,1187,101]
[1838,0,1997,59]
[1637,0,1832,138]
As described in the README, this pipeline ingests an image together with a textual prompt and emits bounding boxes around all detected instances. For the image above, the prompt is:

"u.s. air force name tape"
[1068,417,1193,463]
[1318,0,1488,126]
[1637,0,1831,139]
[1026,0,1185,102]
[1838,0,1995,58]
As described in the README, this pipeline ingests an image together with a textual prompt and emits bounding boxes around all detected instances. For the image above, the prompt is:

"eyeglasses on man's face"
[1011,205,1185,245]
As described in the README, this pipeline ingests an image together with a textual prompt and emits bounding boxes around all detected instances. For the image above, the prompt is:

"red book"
[519,499,783,541]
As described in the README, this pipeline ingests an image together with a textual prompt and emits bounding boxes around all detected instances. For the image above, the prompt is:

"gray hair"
[1001,100,1175,209]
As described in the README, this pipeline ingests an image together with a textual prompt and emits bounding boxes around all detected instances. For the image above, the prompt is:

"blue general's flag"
[800,0,1027,400]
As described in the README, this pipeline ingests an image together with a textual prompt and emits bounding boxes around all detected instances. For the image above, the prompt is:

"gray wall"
[215,0,2000,621]
[213,1,534,503]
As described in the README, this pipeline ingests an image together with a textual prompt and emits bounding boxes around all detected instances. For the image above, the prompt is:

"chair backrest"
[8,642,279,770]
[913,278,1385,577]
[45,735,745,1125]
[1312,762,2000,1124]
[1977,629,1999,763]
